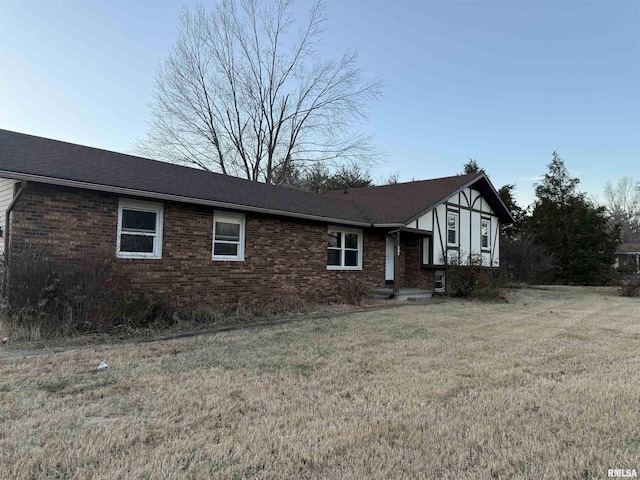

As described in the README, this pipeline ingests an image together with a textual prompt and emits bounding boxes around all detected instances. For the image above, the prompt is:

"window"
[117,199,163,259]
[434,271,445,292]
[481,218,490,250]
[447,211,458,246]
[327,227,362,270]
[422,236,431,265]
[212,212,245,260]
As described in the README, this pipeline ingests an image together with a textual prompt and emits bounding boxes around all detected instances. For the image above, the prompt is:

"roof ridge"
[327,172,482,194]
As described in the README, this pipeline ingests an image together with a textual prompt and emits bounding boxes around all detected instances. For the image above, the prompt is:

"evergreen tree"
[497,184,524,238]
[535,151,581,205]
[462,159,481,174]
[527,152,619,284]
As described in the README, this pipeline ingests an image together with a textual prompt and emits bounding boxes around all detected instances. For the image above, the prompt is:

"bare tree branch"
[603,177,640,243]
[136,0,383,184]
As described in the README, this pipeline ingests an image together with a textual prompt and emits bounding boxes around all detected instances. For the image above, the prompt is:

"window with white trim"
[212,212,245,260]
[117,199,163,259]
[447,211,459,246]
[481,218,490,250]
[327,227,362,270]
[422,236,431,265]
[434,271,445,292]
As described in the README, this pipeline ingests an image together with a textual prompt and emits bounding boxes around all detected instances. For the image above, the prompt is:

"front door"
[385,235,394,282]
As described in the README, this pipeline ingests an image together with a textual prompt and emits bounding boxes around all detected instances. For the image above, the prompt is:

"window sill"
[212,256,245,262]
[116,252,162,260]
[327,266,362,271]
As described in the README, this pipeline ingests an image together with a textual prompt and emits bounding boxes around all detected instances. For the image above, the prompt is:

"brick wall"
[401,235,435,291]
[9,182,386,307]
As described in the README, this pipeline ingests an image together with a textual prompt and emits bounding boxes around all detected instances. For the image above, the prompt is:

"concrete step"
[395,289,433,302]
[368,287,433,302]
[368,287,394,299]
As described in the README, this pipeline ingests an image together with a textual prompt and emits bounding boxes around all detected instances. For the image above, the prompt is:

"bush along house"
[0,129,513,306]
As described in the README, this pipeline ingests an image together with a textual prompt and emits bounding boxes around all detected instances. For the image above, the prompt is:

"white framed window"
[327,226,363,270]
[422,236,431,265]
[212,211,245,261]
[481,218,491,250]
[434,270,445,292]
[447,211,459,246]
[117,199,163,259]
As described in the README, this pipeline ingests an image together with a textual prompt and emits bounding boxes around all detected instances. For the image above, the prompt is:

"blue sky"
[0,0,638,208]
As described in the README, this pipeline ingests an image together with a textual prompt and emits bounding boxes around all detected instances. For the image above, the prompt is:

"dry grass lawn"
[1,286,639,479]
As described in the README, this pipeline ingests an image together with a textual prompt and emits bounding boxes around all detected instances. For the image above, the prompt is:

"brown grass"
[1,286,638,479]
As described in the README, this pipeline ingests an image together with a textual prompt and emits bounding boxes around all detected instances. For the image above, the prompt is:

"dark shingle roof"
[0,129,512,226]
[327,173,511,224]
[0,129,372,225]
[617,243,640,254]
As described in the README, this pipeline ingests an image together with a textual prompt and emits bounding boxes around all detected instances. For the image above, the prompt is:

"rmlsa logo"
[609,469,638,478]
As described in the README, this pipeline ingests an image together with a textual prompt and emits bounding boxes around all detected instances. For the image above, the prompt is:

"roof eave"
[401,172,515,225]
[371,223,404,228]
[0,171,373,228]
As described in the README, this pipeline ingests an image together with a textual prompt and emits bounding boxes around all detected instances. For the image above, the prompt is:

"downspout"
[4,180,26,291]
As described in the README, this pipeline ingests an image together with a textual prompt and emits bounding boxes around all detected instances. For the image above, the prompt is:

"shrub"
[2,248,175,338]
[445,253,507,300]
[500,235,558,284]
[340,279,370,305]
[2,248,324,339]
[615,265,640,297]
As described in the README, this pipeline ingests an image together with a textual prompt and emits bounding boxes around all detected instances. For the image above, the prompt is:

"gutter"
[0,171,373,228]
[0,172,419,232]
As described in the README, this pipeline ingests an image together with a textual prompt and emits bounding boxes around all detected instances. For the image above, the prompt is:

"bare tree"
[385,172,400,185]
[604,177,640,243]
[137,0,383,184]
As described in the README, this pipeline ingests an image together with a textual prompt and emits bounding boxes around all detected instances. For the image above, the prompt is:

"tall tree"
[497,184,524,238]
[462,158,481,174]
[535,151,580,205]
[603,177,640,243]
[137,0,383,184]
[527,152,619,284]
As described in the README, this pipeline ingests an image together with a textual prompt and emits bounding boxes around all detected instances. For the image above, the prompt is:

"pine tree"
[527,152,619,284]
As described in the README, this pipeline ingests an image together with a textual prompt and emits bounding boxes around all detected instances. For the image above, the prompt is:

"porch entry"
[384,231,436,290]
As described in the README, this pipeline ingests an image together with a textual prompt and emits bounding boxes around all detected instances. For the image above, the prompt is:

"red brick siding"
[10,184,118,255]
[401,236,435,291]
[10,183,386,306]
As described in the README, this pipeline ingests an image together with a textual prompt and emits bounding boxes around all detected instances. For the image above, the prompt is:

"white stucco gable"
[404,185,501,267]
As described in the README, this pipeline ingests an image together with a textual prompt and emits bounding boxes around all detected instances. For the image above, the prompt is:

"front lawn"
[1,286,638,479]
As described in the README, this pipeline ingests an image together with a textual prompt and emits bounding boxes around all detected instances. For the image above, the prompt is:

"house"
[0,129,513,305]
[614,244,640,274]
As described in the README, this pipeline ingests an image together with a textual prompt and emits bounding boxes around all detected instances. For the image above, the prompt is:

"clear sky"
[1,0,638,208]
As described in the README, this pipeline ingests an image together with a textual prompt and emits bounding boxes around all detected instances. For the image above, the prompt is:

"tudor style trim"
[403,172,513,226]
